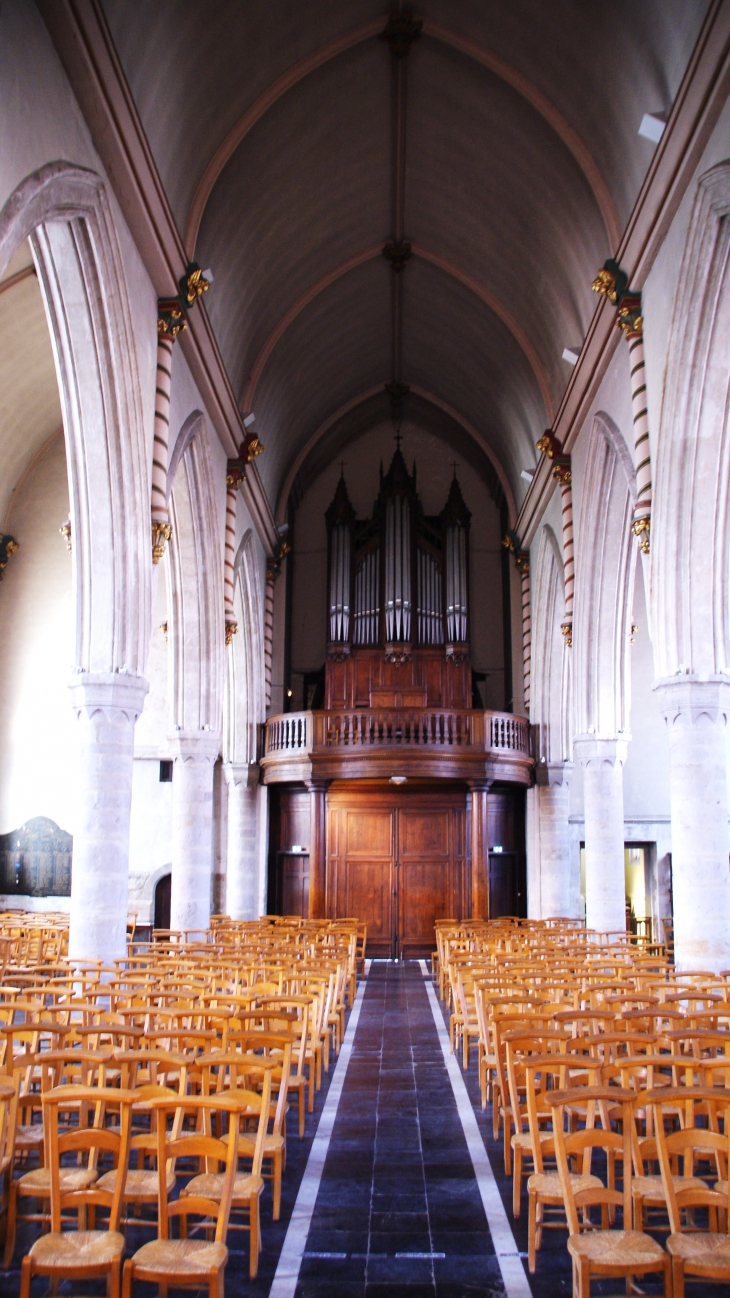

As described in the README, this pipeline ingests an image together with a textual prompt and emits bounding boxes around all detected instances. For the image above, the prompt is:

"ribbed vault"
[99,0,710,516]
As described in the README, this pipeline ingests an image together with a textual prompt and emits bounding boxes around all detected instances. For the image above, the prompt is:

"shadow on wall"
[0,816,71,895]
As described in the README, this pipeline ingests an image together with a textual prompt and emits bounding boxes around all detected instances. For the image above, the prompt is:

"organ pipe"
[384,495,411,643]
[442,474,471,645]
[354,548,379,644]
[325,472,355,648]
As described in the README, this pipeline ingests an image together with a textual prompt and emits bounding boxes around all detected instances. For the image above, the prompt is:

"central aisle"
[294,960,508,1297]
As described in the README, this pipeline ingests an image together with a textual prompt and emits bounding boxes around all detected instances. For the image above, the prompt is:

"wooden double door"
[327,787,467,957]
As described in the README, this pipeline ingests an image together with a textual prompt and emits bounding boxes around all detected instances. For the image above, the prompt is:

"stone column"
[307,780,329,918]
[469,781,491,919]
[223,761,259,920]
[170,731,220,934]
[574,738,627,935]
[655,679,730,972]
[68,672,149,966]
[535,761,574,918]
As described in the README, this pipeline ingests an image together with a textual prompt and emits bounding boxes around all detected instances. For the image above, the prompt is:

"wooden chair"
[19,1085,133,1298]
[550,1085,669,1298]
[648,1085,730,1297]
[121,1090,259,1294]
[203,1034,293,1220]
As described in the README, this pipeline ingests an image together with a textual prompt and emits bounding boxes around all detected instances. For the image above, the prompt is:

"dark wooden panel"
[398,808,451,953]
[344,808,393,947]
[281,853,309,918]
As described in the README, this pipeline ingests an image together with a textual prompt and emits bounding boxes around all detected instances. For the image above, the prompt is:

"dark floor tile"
[366,1255,435,1285]
[369,1210,430,1232]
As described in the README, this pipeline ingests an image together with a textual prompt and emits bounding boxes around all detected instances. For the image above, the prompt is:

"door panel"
[489,851,517,918]
[327,789,467,956]
[281,853,309,918]
[398,809,451,954]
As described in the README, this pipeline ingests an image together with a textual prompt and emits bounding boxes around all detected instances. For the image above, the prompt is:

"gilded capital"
[225,620,238,646]
[180,263,212,308]
[242,429,264,462]
[551,456,572,485]
[591,258,628,305]
[151,519,172,564]
[157,297,186,341]
[226,459,246,490]
[617,294,643,338]
[561,620,573,648]
[536,429,561,459]
[0,534,19,581]
[631,515,651,554]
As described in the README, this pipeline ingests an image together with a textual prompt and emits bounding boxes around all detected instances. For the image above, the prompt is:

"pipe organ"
[325,445,472,708]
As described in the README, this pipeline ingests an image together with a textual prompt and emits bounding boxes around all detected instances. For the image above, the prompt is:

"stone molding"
[654,675,730,728]
[535,760,573,788]
[169,730,221,762]
[69,672,149,721]
[223,761,260,789]
[573,736,629,768]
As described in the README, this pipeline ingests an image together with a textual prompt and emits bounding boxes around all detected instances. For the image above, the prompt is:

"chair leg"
[512,1146,522,1218]
[19,1255,31,1298]
[298,1087,305,1138]
[527,1190,537,1273]
[671,1256,684,1298]
[249,1195,260,1278]
[273,1147,282,1221]
[3,1181,17,1270]
[122,1259,133,1298]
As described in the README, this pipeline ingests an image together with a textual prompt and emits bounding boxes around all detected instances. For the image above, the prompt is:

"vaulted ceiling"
[101,0,709,520]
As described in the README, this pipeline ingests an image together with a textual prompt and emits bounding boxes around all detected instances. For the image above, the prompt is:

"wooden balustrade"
[261,708,532,784]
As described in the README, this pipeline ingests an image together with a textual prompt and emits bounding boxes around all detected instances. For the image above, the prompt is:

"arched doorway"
[154,873,171,932]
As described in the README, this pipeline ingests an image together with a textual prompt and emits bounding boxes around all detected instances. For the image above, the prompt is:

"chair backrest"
[150,1081,271,1242]
[647,1086,730,1234]
[43,1085,134,1233]
[549,1085,636,1235]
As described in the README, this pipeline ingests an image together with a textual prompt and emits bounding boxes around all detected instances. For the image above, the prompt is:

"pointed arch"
[653,161,730,680]
[531,525,569,763]
[224,529,265,765]
[167,413,223,732]
[573,412,636,739]
[0,161,150,675]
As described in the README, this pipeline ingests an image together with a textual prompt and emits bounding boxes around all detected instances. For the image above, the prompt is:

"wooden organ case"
[266,446,530,954]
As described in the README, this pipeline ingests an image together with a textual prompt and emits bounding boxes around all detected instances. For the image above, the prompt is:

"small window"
[159,760,173,783]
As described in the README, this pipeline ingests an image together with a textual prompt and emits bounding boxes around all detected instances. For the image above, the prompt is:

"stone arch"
[0,161,150,676]
[167,412,223,733]
[531,525,567,764]
[653,160,730,681]
[166,412,223,933]
[573,412,636,741]
[0,162,151,963]
[224,529,265,766]
[572,411,637,934]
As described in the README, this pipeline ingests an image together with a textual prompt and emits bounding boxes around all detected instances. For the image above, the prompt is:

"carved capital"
[654,676,730,729]
[157,297,186,341]
[59,520,72,551]
[591,258,628,305]
[536,429,562,459]
[631,514,650,553]
[179,262,212,308]
[535,760,574,788]
[327,642,351,663]
[151,519,172,564]
[560,620,573,648]
[225,620,238,646]
[0,534,19,581]
[573,735,629,769]
[266,538,291,584]
[242,429,264,463]
[617,293,643,338]
[445,643,469,664]
[515,550,530,576]
[226,459,246,490]
[551,455,572,485]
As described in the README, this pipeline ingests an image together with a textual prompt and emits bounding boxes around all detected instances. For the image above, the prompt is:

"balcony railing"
[262,707,530,766]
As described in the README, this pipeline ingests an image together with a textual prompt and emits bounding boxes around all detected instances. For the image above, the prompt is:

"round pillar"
[574,738,627,935]
[223,762,259,920]
[68,672,149,966]
[170,731,220,934]
[655,678,730,972]
[535,762,575,918]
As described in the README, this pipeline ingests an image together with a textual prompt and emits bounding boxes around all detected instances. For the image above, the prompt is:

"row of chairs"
[435,915,730,1297]
[0,914,366,1294]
